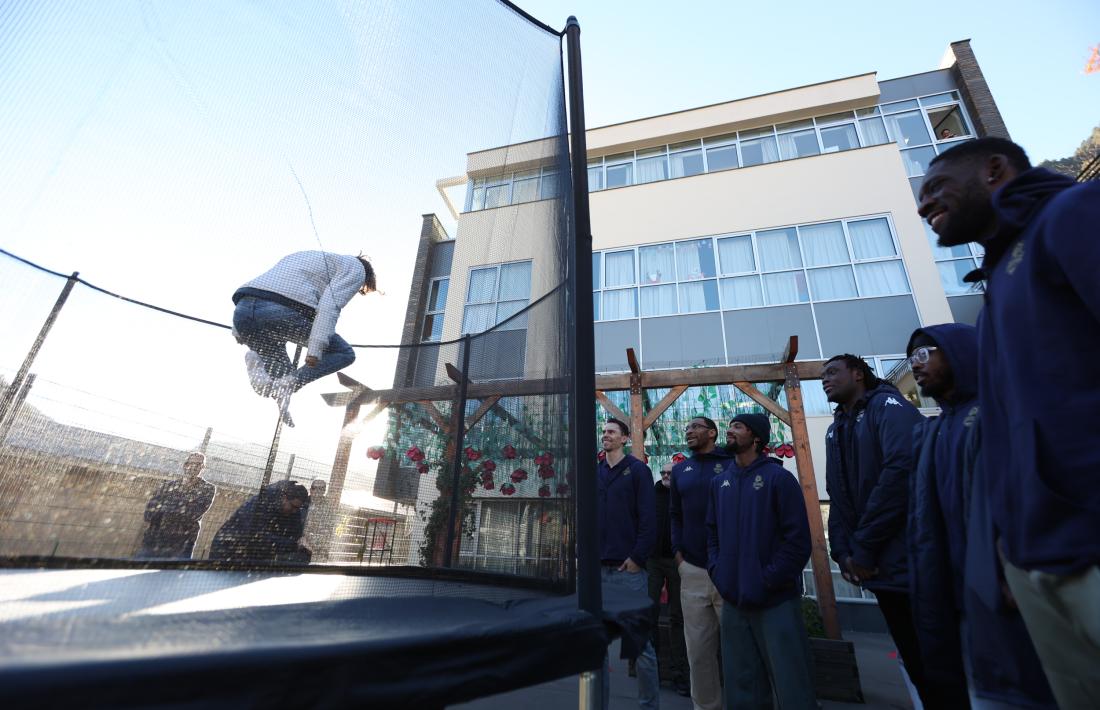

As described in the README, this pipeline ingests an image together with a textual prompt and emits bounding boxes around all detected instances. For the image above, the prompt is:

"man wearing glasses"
[669,416,728,710]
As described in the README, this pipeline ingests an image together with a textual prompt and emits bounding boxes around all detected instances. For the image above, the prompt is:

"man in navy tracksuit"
[707,413,815,709]
[598,417,658,709]
[670,416,728,710]
[906,324,1054,709]
[918,137,1100,708]
[821,354,929,705]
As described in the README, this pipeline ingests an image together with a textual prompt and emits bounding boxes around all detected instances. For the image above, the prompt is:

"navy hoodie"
[210,481,309,564]
[905,323,978,694]
[598,453,656,567]
[970,168,1100,574]
[825,382,923,592]
[706,456,810,609]
[670,448,730,568]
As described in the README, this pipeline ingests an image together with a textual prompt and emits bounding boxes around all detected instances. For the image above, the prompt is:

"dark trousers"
[720,596,816,710]
[647,555,689,685]
[874,590,960,709]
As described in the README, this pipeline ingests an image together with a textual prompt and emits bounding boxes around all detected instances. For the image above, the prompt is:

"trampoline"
[0,1,630,706]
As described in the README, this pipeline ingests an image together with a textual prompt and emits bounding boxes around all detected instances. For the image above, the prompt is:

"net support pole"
[261,345,301,489]
[566,13,603,626]
[442,335,472,568]
[0,271,78,424]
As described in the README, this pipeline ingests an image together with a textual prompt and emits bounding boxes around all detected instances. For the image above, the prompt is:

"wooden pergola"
[320,335,840,640]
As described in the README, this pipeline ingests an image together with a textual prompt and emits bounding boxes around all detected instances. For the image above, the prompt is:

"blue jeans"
[233,297,355,389]
[720,597,816,710]
[602,566,660,709]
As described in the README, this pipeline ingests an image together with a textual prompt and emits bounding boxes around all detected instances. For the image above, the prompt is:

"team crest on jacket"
[856,411,865,423]
[752,474,764,491]
[964,406,979,427]
[714,463,724,475]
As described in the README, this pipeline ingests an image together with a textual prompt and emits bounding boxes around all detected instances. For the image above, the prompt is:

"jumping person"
[232,250,376,427]
[136,451,216,560]
[669,416,728,710]
[708,413,815,709]
[918,137,1100,708]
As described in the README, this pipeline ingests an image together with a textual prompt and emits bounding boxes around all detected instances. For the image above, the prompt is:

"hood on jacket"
[907,323,978,407]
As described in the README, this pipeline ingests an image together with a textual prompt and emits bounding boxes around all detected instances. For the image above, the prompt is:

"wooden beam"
[733,381,791,426]
[415,400,452,434]
[485,399,549,453]
[595,390,629,423]
[464,395,501,433]
[596,361,825,391]
[784,361,841,641]
[642,385,688,430]
[782,335,799,364]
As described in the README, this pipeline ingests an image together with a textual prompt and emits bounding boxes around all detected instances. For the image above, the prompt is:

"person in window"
[707,413,815,709]
[940,128,957,140]
[210,480,311,565]
[136,451,216,560]
[232,251,376,427]
[648,461,691,697]
[597,418,659,710]
[821,354,932,706]
[918,137,1100,709]
[669,416,729,710]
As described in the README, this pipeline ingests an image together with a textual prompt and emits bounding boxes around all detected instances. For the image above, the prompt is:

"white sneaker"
[244,351,273,396]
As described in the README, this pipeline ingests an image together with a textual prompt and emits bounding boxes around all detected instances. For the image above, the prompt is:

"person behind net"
[210,480,311,565]
[597,417,659,710]
[648,461,691,698]
[707,413,816,709]
[917,137,1100,709]
[301,478,330,563]
[821,354,931,707]
[231,250,377,427]
[669,416,729,710]
[905,324,1055,709]
[136,451,216,560]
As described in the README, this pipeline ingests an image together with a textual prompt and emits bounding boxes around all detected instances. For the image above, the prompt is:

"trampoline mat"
[0,568,651,708]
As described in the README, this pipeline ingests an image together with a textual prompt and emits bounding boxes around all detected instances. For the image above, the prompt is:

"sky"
[0,0,1095,506]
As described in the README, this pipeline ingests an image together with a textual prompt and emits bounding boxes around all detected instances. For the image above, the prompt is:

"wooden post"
[626,348,645,459]
[782,336,841,640]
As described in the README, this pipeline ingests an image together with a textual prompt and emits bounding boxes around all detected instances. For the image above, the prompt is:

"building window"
[739,126,780,167]
[422,277,449,342]
[776,119,821,160]
[670,140,705,178]
[924,222,984,295]
[636,146,669,184]
[461,261,532,334]
[465,166,561,212]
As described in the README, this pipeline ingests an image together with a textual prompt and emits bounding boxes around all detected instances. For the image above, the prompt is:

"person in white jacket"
[232,251,376,425]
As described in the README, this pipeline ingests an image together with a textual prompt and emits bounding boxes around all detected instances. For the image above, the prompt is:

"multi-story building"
[388,40,1008,600]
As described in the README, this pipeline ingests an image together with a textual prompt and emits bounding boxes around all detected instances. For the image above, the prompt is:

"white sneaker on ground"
[244,351,273,396]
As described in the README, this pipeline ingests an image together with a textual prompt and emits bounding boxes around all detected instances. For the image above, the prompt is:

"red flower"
[464,447,482,461]
[778,443,795,458]
[671,452,686,464]
[366,446,385,460]
[538,485,551,498]
[480,471,494,483]
[417,463,430,474]
[510,469,528,483]
[405,446,425,462]
[535,452,554,467]
[596,450,606,461]
[502,445,517,460]
[762,446,773,455]
[538,465,556,479]
[642,454,649,464]
[482,480,495,491]
[556,483,570,496]
[482,460,497,473]
[500,483,516,496]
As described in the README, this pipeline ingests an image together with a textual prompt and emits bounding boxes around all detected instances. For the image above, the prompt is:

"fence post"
[442,335,472,568]
[0,373,36,446]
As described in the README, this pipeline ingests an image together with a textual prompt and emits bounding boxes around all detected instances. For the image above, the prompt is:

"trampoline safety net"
[0,0,582,607]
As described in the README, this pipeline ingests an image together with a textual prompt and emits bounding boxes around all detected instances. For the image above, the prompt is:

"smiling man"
[918,137,1100,709]
[669,416,728,710]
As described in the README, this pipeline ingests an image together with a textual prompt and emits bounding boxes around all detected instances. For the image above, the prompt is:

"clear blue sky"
[521,0,1099,163]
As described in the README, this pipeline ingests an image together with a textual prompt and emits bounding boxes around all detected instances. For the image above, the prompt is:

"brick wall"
[947,40,1011,140]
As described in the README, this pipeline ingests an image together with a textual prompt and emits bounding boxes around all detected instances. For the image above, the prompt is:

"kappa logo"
[684,466,693,472]
[721,479,731,488]
[827,431,834,439]
[752,474,764,491]
[885,396,903,408]
[856,411,865,423]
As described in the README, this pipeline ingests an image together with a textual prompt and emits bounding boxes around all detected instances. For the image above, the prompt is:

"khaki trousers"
[679,560,723,710]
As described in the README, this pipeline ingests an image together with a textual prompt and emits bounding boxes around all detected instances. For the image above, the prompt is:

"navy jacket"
[598,454,656,567]
[825,382,922,592]
[138,477,216,559]
[970,168,1100,574]
[670,448,730,568]
[906,323,978,692]
[210,481,310,564]
[706,456,810,609]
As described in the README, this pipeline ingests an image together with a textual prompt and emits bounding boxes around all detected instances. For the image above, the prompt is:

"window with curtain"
[462,304,495,334]
[640,244,676,284]
[720,276,763,309]
[676,239,716,280]
[855,261,910,296]
[467,267,497,303]
[461,261,532,335]
[819,123,859,153]
[592,252,602,289]
[808,266,857,300]
[640,284,677,317]
[705,143,739,171]
[901,146,936,177]
[885,110,931,148]
[799,222,849,266]
[635,148,668,184]
[605,250,635,287]
[858,117,889,146]
[739,136,779,167]
[669,141,705,178]
[777,129,821,160]
[757,228,802,271]
[679,280,719,313]
[539,169,559,199]
[717,235,754,274]
[603,288,637,319]
[605,153,634,188]
[587,161,604,191]
[848,218,896,259]
[511,170,539,203]
[762,271,809,305]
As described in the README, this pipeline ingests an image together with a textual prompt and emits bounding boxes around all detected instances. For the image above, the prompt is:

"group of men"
[597,137,1099,710]
[138,451,328,566]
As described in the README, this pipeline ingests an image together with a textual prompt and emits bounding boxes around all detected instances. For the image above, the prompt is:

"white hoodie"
[238,251,365,359]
